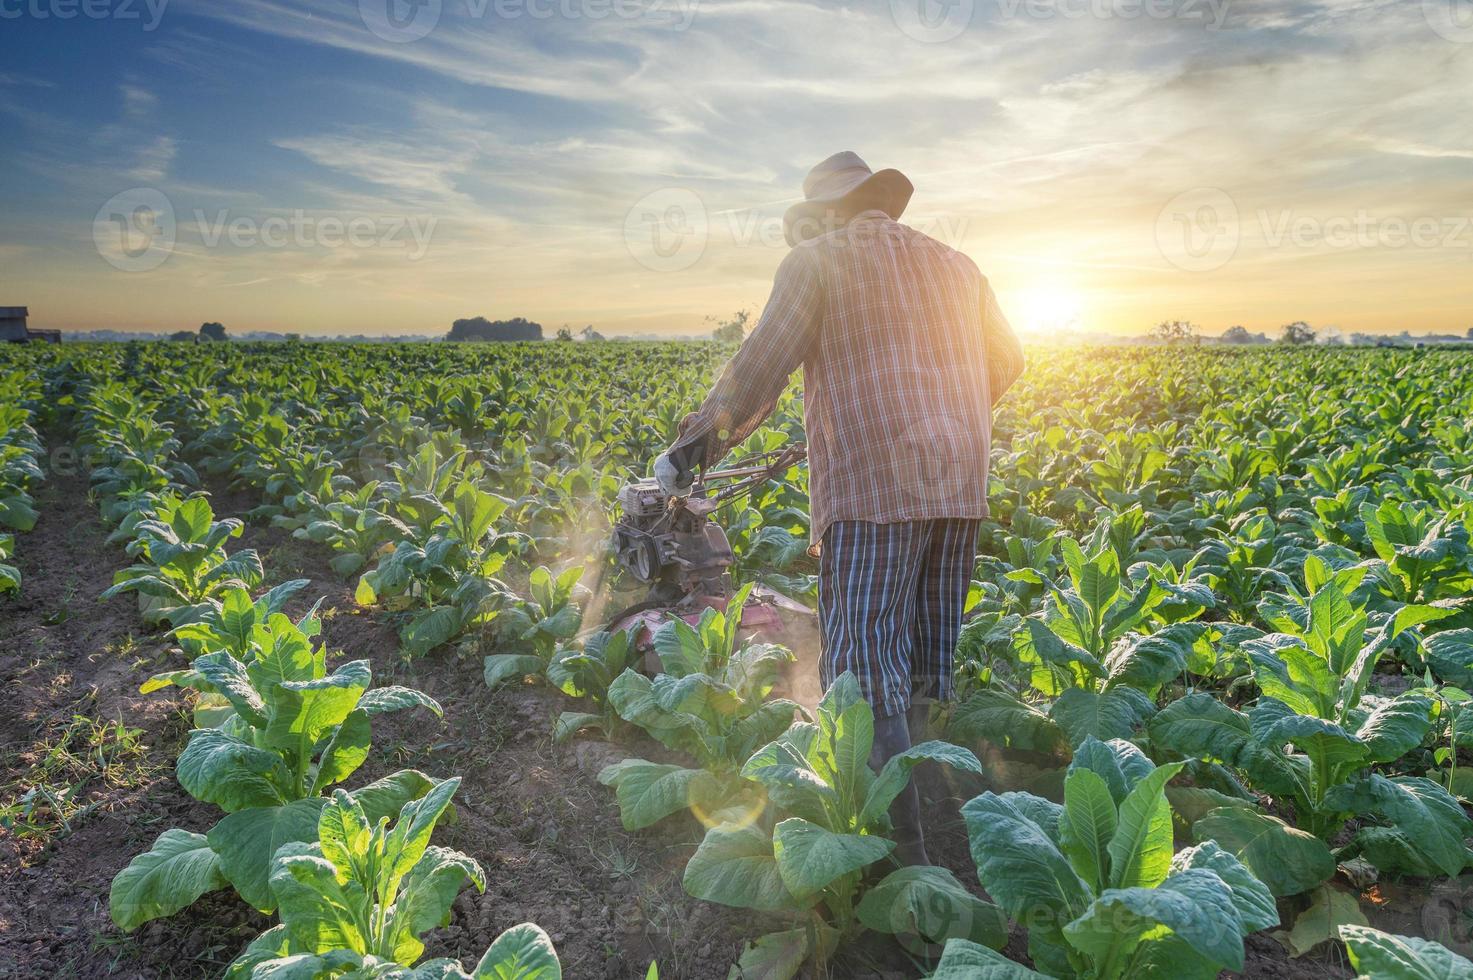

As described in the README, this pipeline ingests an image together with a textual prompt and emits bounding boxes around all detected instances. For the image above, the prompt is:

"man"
[653,151,1024,865]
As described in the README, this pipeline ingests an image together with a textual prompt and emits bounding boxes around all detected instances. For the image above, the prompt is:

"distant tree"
[199,321,228,342]
[446,316,543,342]
[579,325,605,342]
[1220,325,1259,345]
[167,329,197,342]
[1279,321,1316,345]
[556,326,574,341]
[1151,319,1198,345]
[285,332,302,342]
[709,310,751,343]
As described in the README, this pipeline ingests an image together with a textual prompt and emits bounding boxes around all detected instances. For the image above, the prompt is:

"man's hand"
[653,450,693,496]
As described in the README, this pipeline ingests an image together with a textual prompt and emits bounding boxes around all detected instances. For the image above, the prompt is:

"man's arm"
[663,248,823,485]
[982,279,1024,406]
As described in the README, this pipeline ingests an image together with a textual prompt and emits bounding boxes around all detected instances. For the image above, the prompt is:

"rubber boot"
[871,709,931,867]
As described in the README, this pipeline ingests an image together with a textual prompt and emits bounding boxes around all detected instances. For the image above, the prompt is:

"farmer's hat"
[783,151,914,247]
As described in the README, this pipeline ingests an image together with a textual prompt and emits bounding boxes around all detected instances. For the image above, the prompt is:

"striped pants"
[818,518,980,719]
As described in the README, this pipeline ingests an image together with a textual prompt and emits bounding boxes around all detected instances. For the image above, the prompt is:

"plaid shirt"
[674,210,1024,545]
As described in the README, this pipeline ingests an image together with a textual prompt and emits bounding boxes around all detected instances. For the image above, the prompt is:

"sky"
[1,0,1470,339]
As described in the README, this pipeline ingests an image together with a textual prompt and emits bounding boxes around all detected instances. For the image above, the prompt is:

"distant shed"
[0,307,60,344]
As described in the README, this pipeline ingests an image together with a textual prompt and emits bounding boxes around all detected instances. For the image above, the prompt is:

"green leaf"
[930,939,1049,979]
[380,776,461,902]
[1193,806,1335,897]
[270,844,369,955]
[316,791,371,876]
[1149,693,1304,799]
[1340,924,1473,980]
[948,689,1066,754]
[856,865,1009,950]
[472,922,563,979]
[597,759,722,831]
[1282,884,1367,957]
[1324,775,1473,878]
[311,708,371,794]
[1356,694,1434,764]
[387,844,486,964]
[725,927,834,980]
[771,817,893,901]
[859,740,982,830]
[1049,686,1156,747]
[1170,840,1279,934]
[483,654,547,689]
[356,686,443,717]
[109,829,228,930]
[347,769,440,824]
[1058,768,1118,893]
[1064,869,1247,972]
[1105,760,1185,889]
[682,823,797,912]
[265,659,371,750]
[208,798,326,911]
[176,728,287,812]
[1422,629,1473,688]
[961,792,1091,926]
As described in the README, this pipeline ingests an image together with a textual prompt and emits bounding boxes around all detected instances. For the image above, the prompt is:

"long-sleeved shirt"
[671,209,1024,546]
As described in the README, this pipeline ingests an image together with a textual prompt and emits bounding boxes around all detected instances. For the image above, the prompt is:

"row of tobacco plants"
[30,364,567,977]
[3,338,1472,978]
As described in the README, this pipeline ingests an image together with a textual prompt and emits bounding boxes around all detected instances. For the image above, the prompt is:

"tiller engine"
[609,444,816,657]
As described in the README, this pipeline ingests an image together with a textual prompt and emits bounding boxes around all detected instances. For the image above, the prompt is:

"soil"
[0,456,1449,980]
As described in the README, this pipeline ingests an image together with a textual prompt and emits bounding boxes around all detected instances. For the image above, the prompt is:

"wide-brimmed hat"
[782,151,914,247]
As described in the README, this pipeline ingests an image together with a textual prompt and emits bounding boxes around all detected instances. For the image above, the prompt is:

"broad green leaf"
[725,927,834,980]
[1323,775,1473,877]
[1149,693,1304,799]
[1193,806,1335,897]
[1058,768,1117,893]
[857,865,1008,950]
[1422,629,1473,688]
[1282,884,1367,957]
[317,791,371,876]
[682,823,797,912]
[270,844,369,955]
[311,708,371,794]
[209,798,327,911]
[1170,840,1278,933]
[387,845,487,964]
[265,659,371,749]
[1105,760,1185,889]
[473,922,563,979]
[859,740,982,830]
[348,769,440,825]
[948,689,1066,754]
[930,939,1049,978]
[1340,924,1473,980]
[109,829,228,930]
[771,817,893,901]
[380,776,461,902]
[483,654,547,689]
[1356,693,1434,763]
[356,686,443,717]
[1064,869,1246,972]
[597,759,722,831]
[1048,686,1155,747]
[961,792,1091,925]
[176,727,287,812]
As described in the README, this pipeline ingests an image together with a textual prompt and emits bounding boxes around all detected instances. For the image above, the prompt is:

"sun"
[1010,285,1085,338]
